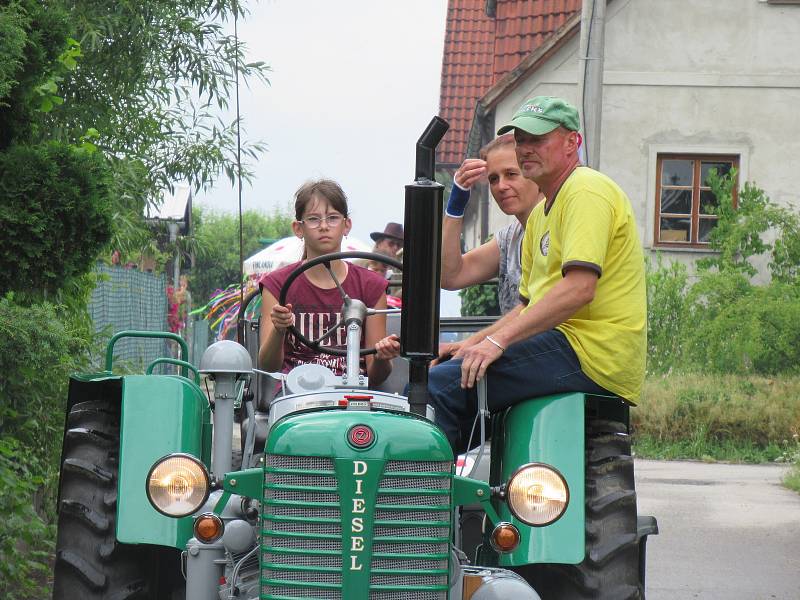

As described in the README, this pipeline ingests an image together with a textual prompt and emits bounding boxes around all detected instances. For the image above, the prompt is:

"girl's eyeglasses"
[299,214,345,229]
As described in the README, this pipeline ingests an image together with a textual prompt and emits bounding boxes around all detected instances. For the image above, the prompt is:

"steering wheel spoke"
[322,260,350,301]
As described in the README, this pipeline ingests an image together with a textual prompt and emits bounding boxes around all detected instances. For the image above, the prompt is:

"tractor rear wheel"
[52,400,181,599]
[515,418,641,600]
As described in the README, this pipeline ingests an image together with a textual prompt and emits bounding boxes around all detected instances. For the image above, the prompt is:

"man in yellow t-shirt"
[428,96,646,452]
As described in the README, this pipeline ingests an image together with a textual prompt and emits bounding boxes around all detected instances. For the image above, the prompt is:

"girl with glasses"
[258,179,400,385]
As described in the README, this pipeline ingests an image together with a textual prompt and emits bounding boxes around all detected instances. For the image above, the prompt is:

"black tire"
[52,400,182,599]
[515,418,641,600]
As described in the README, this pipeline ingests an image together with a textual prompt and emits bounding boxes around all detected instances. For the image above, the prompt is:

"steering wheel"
[278,251,403,357]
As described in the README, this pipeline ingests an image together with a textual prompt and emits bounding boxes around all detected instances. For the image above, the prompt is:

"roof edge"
[463,12,581,160]
[482,11,581,110]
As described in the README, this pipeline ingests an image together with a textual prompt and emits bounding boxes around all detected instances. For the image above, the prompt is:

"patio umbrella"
[243,235,373,276]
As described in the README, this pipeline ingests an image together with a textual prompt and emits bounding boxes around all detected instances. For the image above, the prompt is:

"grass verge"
[632,372,800,492]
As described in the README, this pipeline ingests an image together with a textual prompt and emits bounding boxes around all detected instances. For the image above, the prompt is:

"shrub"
[646,170,800,376]
[645,255,689,374]
[0,142,112,300]
[459,283,500,317]
[0,295,94,597]
[687,283,800,375]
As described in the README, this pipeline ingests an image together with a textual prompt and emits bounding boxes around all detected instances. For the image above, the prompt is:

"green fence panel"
[89,264,169,370]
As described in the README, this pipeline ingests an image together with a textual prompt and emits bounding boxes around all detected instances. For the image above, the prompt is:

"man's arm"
[455,267,598,388]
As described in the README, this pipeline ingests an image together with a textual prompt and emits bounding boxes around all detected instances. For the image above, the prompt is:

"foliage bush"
[0,142,112,299]
[645,255,688,374]
[459,283,500,317]
[0,295,94,598]
[646,170,800,376]
[688,283,800,375]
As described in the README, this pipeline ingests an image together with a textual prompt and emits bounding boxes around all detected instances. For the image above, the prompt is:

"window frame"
[654,153,739,249]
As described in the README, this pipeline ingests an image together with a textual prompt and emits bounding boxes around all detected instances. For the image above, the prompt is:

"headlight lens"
[506,463,569,526]
[146,454,210,517]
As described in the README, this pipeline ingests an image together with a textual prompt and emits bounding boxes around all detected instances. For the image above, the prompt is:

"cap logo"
[348,424,375,449]
[522,104,544,114]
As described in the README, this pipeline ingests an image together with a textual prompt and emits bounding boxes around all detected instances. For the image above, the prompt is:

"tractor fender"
[492,392,586,566]
[116,374,210,549]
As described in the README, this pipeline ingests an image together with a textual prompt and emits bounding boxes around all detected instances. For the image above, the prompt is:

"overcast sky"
[198,0,448,239]
[196,0,459,312]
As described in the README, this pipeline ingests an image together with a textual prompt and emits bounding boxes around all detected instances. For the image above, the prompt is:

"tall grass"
[632,373,800,475]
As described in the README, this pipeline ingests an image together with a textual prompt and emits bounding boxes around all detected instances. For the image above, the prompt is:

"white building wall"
[487,0,800,275]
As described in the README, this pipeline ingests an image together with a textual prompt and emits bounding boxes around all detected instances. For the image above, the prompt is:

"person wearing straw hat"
[428,96,646,453]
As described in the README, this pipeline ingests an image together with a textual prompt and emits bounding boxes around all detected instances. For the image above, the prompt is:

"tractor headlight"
[506,463,569,526]
[146,453,210,518]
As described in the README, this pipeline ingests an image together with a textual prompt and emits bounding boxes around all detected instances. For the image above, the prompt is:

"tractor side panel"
[496,392,585,566]
[116,375,209,548]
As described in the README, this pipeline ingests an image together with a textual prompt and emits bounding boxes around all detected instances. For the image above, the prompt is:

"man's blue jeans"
[428,329,611,453]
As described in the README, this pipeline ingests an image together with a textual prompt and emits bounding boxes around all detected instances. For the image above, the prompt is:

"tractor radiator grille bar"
[261,455,452,600]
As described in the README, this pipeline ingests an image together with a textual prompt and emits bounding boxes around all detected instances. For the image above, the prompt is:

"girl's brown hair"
[294,179,349,220]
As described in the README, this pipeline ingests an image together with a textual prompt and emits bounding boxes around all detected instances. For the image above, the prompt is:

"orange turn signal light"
[490,522,521,553]
[194,512,224,543]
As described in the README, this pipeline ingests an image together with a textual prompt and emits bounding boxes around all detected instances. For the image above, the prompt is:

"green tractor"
[52,118,656,600]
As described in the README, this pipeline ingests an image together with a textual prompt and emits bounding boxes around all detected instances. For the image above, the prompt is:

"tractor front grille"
[261,455,452,600]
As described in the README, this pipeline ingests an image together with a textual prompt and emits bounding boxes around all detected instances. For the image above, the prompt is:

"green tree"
[190,206,293,303]
[45,0,269,205]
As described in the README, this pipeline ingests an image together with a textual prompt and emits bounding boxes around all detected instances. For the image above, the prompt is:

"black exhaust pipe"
[401,116,449,416]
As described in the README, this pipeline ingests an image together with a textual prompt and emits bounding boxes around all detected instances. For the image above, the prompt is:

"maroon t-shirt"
[260,261,388,375]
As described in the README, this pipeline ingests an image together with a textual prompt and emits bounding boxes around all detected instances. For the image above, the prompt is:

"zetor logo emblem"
[348,424,374,448]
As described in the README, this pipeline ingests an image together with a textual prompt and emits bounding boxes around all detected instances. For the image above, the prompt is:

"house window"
[655,154,739,247]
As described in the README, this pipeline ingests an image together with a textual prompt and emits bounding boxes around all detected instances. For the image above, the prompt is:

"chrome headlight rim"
[146,452,211,518]
[506,461,570,527]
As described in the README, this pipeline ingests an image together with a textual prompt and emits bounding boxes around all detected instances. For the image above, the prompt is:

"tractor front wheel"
[52,399,180,599]
[515,418,642,599]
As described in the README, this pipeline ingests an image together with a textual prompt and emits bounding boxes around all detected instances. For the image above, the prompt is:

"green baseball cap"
[497,96,580,135]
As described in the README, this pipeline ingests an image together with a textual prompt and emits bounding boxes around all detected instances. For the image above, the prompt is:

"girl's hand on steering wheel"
[374,334,401,360]
[271,303,295,332]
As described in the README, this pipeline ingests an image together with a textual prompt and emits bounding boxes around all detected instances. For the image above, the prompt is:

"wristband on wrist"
[485,335,506,353]
[445,183,471,218]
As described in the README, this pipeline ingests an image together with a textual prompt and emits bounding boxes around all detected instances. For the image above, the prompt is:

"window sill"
[647,245,718,254]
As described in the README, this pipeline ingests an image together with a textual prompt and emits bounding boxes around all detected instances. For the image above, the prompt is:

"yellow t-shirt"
[519,167,646,402]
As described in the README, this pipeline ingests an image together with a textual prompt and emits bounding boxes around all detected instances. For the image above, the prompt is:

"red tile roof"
[438,0,581,166]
